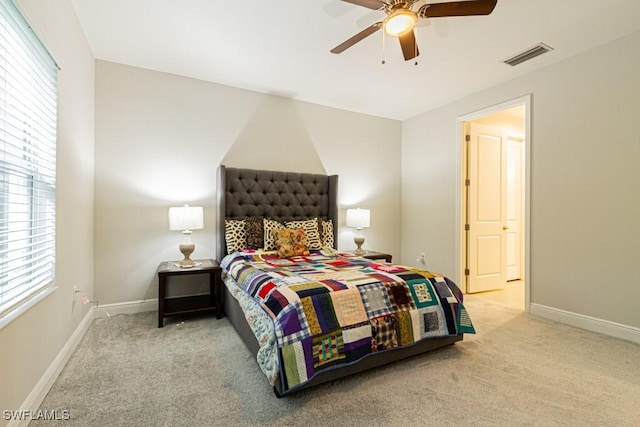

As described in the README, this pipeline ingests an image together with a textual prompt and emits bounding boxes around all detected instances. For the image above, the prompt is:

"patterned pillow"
[273,228,309,258]
[285,218,322,250]
[263,218,284,251]
[245,217,264,249]
[321,219,335,249]
[225,219,246,254]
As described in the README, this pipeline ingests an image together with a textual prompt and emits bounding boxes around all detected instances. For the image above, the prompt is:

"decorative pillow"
[263,218,284,251]
[285,218,322,250]
[245,217,264,249]
[321,218,335,249]
[225,219,246,254]
[273,228,309,258]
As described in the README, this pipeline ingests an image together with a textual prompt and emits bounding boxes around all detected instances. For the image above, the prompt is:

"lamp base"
[353,236,365,256]
[178,242,196,268]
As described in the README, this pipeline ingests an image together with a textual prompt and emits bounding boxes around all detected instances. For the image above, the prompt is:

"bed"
[216,165,474,397]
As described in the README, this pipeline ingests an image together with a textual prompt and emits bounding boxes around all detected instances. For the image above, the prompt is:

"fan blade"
[418,0,497,18]
[398,30,419,61]
[340,0,384,10]
[330,22,382,54]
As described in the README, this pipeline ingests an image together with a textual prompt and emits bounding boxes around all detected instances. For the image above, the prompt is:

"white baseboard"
[9,308,94,427]
[530,303,640,344]
[93,299,157,319]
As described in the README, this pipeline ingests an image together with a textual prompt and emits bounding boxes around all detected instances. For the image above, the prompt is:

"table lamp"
[346,208,370,256]
[169,204,204,267]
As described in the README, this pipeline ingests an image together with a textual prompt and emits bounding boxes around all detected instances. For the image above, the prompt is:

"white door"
[506,137,524,281]
[466,123,507,293]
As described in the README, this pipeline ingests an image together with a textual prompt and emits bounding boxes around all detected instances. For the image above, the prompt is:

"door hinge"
[464,224,470,231]
[464,268,470,276]
[465,134,471,142]
[465,179,470,186]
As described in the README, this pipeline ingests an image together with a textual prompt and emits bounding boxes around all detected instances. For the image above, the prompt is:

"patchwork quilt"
[221,249,475,393]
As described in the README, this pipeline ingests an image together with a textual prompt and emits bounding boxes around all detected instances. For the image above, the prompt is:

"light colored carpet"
[31,296,640,426]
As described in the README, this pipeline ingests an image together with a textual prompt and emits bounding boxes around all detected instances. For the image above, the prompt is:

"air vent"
[503,43,553,67]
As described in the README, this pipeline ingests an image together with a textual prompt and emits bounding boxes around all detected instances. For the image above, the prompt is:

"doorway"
[456,96,531,311]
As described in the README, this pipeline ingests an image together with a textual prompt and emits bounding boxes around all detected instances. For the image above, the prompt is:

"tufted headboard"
[216,165,339,260]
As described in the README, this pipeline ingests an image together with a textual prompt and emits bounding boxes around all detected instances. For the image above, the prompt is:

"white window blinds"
[0,0,57,321]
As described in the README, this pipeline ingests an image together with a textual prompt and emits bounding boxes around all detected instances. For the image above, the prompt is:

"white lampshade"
[346,208,370,230]
[169,205,204,231]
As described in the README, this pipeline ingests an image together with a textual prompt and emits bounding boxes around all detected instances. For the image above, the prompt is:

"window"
[0,0,57,326]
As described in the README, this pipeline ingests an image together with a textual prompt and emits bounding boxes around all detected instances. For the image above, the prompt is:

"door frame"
[454,95,532,311]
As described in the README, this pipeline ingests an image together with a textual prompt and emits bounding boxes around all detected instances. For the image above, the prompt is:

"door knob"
[502,226,509,230]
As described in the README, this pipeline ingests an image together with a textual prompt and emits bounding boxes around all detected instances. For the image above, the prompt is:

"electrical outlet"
[416,253,426,264]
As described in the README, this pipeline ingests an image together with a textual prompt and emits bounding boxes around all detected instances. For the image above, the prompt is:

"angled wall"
[94,60,402,306]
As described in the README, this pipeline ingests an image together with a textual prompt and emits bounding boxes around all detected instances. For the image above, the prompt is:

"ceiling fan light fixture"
[384,9,418,37]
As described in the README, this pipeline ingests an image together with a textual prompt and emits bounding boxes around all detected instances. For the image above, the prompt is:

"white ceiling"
[69,0,640,120]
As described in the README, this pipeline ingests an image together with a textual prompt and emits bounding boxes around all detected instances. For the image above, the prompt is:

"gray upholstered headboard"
[216,165,339,260]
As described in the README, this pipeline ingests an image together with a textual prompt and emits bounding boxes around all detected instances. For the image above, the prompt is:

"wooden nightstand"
[347,250,392,263]
[157,259,222,328]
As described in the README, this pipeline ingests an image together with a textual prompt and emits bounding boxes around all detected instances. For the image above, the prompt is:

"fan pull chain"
[381,27,386,65]
[414,26,419,66]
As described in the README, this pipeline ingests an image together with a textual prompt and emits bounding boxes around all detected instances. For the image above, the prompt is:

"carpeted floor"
[31,296,640,426]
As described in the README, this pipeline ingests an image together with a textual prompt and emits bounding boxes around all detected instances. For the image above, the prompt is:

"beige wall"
[402,31,640,328]
[94,60,402,305]
[0,0,95,422]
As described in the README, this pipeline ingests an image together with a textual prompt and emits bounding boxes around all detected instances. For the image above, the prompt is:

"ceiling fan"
[330,0,498,61]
